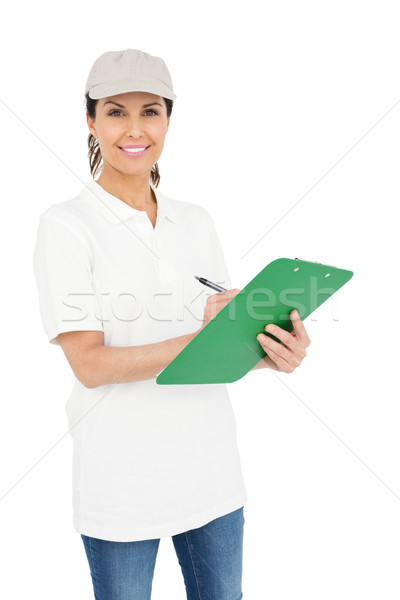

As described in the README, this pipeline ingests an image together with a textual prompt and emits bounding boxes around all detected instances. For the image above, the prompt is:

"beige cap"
[85,48,176,101]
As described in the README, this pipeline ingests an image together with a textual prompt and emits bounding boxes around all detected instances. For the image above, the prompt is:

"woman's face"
[87,91,170,179]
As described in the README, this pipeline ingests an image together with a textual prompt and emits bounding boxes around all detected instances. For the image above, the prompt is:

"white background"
[1,1,399,598]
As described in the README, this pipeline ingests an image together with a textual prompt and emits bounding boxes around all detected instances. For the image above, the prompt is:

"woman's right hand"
[198,288,241,332]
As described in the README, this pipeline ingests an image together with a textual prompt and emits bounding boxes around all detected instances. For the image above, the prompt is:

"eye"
[108,109,159,117]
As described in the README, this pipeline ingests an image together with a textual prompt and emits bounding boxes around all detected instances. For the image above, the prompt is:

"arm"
[57,290,240,389]
[57,329,200,389]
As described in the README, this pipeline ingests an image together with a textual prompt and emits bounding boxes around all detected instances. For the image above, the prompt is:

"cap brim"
[88,77,176,101]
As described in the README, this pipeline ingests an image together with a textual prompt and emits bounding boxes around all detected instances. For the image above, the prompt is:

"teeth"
[121,147,147,153]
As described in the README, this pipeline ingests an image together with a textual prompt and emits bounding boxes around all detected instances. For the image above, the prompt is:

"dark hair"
[85,93,173,187]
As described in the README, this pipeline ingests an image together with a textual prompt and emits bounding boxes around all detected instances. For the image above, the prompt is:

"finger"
[210,288,240,303]
[257,333,299,369]
[290,310,311,346]
[224,288,241,299]
[261,345,293,373]
[222,289,240,300]
[264,323,297,350]
[212,292,240,310]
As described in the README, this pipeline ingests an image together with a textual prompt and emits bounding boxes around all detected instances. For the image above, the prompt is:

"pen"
[194,276,227,293]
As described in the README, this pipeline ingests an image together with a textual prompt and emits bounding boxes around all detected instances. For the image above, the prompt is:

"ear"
[86,112,97,138]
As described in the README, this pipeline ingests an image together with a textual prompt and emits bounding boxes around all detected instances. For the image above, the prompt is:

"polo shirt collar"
[83,178,179,226]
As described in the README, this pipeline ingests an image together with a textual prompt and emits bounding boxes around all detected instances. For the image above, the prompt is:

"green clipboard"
[156,257,353,385]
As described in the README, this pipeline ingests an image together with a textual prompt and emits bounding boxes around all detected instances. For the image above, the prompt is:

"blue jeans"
[81,506,244,600]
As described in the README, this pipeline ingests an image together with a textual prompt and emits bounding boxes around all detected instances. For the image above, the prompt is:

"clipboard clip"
[294,257,337,269]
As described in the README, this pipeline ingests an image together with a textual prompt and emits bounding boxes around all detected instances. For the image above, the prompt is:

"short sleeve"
[207,215,232,290]
[32,215,104,345]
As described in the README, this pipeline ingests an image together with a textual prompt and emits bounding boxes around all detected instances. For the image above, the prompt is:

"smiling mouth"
[118,145,151,157]
[118,145,150,150]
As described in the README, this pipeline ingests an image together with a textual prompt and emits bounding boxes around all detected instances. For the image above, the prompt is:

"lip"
[118,145,150,158]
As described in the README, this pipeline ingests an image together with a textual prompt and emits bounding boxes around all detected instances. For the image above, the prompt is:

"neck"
[95,172,156,210]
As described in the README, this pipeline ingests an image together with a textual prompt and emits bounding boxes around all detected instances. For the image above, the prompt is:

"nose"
[125,116,144,138]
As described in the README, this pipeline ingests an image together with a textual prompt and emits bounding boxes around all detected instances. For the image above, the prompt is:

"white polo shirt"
[32,178,247,542]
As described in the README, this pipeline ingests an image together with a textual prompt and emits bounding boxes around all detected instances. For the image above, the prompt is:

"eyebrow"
[103,101,163,109]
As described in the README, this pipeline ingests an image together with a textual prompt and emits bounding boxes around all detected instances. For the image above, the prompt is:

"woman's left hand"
[256,310,311,373]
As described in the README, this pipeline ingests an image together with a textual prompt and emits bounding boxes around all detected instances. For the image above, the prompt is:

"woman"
[33,49,310,600]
